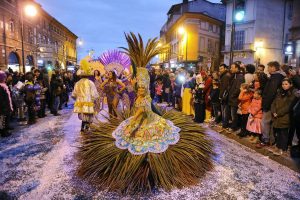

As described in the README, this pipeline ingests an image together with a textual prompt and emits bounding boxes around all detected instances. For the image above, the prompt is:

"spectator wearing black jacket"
[0,71,13,137]
[210,79,221,124]
[219,64,231,129]
[50,73,63,116]
[257,61,286,148]
[228,63,245,132]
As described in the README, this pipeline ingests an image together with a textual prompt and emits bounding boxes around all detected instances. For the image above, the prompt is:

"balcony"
[222,43,255,53]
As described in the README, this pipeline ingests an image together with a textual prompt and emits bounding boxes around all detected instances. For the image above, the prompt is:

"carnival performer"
[72,60,99,132]
[93,70,104,113]
[77,33,213,194]
[101,71,125,117]
[121,69,136,108]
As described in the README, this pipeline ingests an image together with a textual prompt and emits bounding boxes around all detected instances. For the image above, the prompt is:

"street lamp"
[20,3,37,73]
[229,0,244,65]
[178,26,188,66]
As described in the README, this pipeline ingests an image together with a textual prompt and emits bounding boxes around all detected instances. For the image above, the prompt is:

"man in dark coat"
[257,61,286,148]
[219,64,231,129]
[50,73,63,116]
[228,63,245,132]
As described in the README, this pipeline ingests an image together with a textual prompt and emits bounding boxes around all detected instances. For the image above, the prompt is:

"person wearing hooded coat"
[0,71,13,137]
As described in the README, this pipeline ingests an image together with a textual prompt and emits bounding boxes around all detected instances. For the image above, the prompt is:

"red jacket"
[248,98,263,119]
[238,91,253,114]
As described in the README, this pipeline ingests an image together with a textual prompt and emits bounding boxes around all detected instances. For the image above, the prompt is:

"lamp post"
[178,26,188,67]
[20,3,37,73]
[229,0,244,65]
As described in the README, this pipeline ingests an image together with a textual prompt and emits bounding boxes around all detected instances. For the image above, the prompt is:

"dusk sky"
[36,0,221,60]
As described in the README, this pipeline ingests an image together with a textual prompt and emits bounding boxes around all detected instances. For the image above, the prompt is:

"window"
[200,21,206,29]
[199,37,205,51]
[207,39,213,53]
[28,27,34,44]
[9,20,14,32]
[213,25,217,33]
[234,30,245,50]
[208,24,213,32]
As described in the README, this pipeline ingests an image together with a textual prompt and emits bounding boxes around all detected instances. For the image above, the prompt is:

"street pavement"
[0,105,300,199]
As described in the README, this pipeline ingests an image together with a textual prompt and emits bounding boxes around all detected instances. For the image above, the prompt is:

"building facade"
[222,0,294,66]
[159,0,225,71]
[289,0,300,67]
[0,0,77,72]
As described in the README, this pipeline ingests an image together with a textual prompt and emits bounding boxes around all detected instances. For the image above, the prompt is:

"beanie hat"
[0,71,7,82]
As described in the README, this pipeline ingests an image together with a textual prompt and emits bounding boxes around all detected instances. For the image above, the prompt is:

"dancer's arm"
[117,80,126,93]
[100,79,108,90]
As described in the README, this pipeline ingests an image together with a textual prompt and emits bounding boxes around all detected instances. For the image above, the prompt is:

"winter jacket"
[291,75,300,89]
[34,83,41,110]
[219,70,231,101]
[248,98,263,119]
[204,77,212,108]
[0,84,13,115]
[210,87,220,104]
[262,71,285,112]
[271,89,296,128]
[238,91,253,114]
[50,75,64,97]
[24,82,36,104]
[228,72,245,107]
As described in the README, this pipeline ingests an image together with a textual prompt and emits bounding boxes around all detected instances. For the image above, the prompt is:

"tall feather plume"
[120,32,166,77]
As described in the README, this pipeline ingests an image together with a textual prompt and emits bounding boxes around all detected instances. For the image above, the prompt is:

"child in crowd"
[271,78,296,155]
[155,78,163,103]
[246,90,263,144]
[238,83,253,137]
[210,79,221,125]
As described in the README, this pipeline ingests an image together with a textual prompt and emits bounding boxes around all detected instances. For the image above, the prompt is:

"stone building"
[289,0,300,67]
[159,0,225,71]
[222,0,294,66]
[0,0,77,72]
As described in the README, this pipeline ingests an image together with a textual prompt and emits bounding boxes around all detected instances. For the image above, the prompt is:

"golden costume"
[77,33,213,194]
[112,68,180,155]
[72,60,99,129]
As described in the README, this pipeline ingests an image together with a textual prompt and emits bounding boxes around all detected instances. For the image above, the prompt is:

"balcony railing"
[222,43,255,52]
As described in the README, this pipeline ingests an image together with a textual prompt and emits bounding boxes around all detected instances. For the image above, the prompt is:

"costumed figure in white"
[72,60,99,132]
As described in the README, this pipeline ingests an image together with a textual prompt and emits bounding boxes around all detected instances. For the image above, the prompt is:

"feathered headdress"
[120,32,165,78]
[97,50,131,76]
[77,59,93,76]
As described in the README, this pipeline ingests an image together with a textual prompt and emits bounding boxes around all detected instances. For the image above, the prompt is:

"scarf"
[0,83,13,111]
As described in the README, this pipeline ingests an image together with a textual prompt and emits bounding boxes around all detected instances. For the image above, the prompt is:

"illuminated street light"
[24,5,37,17]
[286,45,292,53]
[78,39,83,46]
[21,3,38,73]
[235,10,244,22]
[178,27,185,35]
